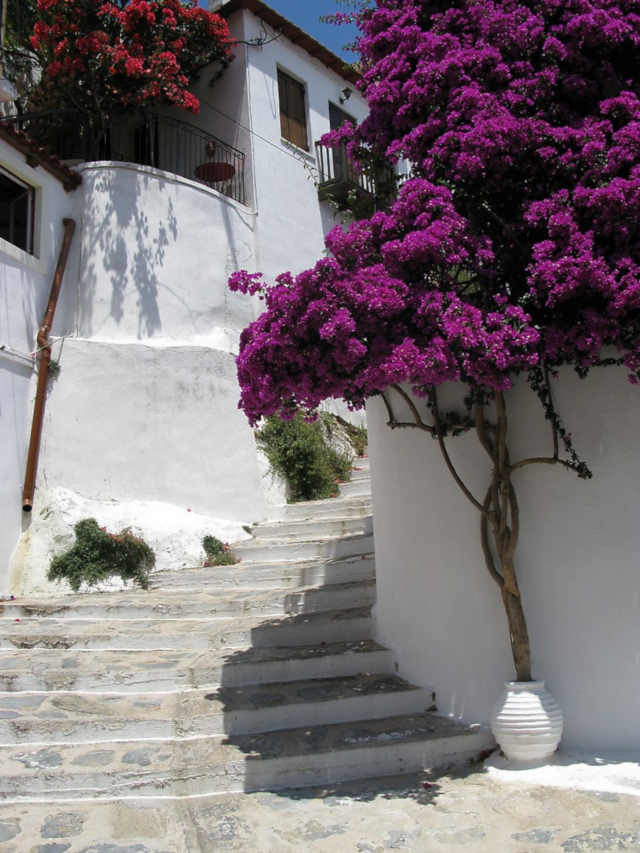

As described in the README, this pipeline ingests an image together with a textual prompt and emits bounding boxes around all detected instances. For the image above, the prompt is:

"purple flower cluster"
[234,0,640,424]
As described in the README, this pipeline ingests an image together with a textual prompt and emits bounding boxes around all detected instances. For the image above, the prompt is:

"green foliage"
[48,518,154,592]
[256,412,358,503]
[202,535,237,566]
[2,0,40,109]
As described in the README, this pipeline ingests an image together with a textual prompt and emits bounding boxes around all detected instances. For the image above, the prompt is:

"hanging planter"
[490,681,563,763]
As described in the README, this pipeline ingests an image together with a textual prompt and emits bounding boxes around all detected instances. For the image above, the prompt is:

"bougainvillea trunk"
[477,393,532,682]
[501,585,532,682]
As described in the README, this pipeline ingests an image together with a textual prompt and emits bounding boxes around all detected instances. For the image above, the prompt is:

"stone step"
[348,465,371,483]
[0,641,393,694]
[233,532,374,564]
[215,673,434,735]
[150,553,375,590]
[250,515,373,541]
[282,494,372,521]
[0,607,373,651]
[244,606,373,649]
[0,674,432,745]
[282,579,375,616]
[0,713,493,800]
[338,479,373,498]
[2,580,375,621]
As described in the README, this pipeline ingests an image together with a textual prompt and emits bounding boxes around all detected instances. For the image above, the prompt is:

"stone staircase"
[0,456,492,819]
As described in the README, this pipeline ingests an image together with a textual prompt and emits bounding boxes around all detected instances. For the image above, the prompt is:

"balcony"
[2,110,246,206]
[315,140,398,216]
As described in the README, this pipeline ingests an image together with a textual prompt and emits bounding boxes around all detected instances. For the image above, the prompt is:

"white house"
[2,0,638,758]
[0,0,370,594]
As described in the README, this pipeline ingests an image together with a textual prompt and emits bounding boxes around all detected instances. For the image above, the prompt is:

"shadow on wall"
[77,165,258,341]
[78,168,177,339]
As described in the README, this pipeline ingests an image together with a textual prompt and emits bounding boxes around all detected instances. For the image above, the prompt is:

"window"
[278,69,308,151]
[0,167,34,254]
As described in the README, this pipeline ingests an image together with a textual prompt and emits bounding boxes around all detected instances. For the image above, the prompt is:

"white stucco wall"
[4,16,371,592]
[8,160,280,595]
[39,162,271,518]
[369,370,640,751]
[39,340,266,516]
[240,8,369,282]
[0,141,78,590]
[75,162,257,343]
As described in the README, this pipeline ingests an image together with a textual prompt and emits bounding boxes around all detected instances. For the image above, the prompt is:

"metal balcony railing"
[315,140,376,199]
[2,110,246,206]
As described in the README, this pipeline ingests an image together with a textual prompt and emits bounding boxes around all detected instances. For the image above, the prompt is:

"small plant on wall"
[48,518,154,591]
[202,536,238,567]
[230,0,640,760]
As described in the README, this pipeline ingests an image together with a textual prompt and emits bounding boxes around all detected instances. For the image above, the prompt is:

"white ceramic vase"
[490,680,563,763]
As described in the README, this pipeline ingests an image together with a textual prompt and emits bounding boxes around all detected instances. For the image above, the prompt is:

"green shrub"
[48,518,154,592]
[256,413,353,503]
[203,535,238,566]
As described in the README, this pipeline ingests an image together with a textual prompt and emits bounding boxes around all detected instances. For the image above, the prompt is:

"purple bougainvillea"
[232,0,640,425]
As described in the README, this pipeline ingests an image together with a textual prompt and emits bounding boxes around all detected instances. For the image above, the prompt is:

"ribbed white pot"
[490,680,564,763]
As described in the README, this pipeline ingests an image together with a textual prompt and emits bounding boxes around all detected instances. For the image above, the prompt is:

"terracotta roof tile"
[0,121,82,191]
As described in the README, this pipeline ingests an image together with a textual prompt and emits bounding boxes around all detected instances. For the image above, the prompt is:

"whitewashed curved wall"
[369,369,640,751]
[75,163,257,343]
[33,163,269,523]
[0,141,77,591]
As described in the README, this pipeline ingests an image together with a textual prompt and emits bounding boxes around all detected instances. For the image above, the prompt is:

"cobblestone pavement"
[2,760,639,852]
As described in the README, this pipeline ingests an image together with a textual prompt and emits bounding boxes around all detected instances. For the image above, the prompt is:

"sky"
[203,2,361,60]
[258,1,360,59]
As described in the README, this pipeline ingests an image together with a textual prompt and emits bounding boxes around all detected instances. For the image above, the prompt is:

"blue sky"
[259,1,360,59]
[203,2,361,60]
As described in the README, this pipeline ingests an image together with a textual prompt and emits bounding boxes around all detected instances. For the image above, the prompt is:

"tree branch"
[390,384,436,435]
[509,455,575,473]
[544,366,559,459]
[380,389,396,425]
[474,402,495,461]
[380,387,436,433]
[431,388,484,512]
[505,481,520,562]
[481,488,504,588]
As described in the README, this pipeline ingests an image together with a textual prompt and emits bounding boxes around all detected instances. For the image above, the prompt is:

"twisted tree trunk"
[381,384,534,681]
[478,392,531,681]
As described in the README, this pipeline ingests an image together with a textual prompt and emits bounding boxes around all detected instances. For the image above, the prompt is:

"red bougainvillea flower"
[30,0,234,116]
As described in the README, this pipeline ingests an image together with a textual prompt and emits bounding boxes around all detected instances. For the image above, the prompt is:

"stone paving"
[1,760,639,852]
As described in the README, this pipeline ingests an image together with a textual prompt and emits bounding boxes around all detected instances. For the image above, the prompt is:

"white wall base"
[369,368,640,751]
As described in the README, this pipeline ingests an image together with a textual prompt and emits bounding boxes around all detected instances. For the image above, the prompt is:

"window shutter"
[278,70,308,151]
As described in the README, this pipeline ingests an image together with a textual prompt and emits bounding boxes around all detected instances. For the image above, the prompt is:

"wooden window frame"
[0,165,35,255]
[277,68,309,152]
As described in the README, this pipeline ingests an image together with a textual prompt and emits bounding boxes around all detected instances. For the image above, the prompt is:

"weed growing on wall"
[202,536,238,566]
[48,518,154,592]
[256,413,354,502]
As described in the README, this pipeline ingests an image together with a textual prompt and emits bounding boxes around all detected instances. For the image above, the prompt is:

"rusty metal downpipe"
[22,217,76,512]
